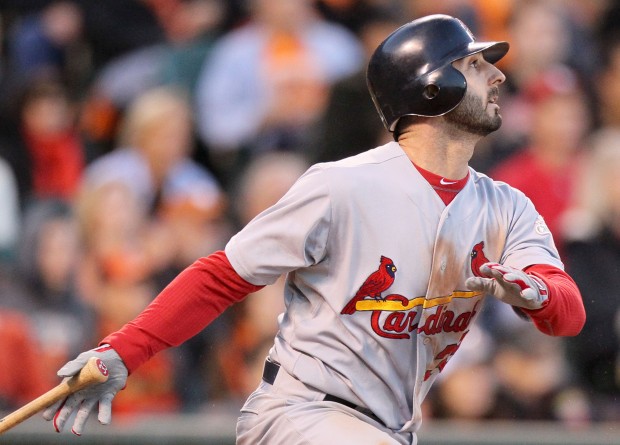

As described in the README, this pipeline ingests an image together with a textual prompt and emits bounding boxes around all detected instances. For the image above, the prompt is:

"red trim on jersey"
[412,163,469,205]
[101,251,263,374]
[522,264,585,336]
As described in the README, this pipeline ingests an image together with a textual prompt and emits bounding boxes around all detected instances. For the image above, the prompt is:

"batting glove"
[42,345,128,435]
[465,262,548,310]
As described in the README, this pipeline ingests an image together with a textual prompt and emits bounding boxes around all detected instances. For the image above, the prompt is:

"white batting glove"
[465,262,548,310]
[42,345,128,435]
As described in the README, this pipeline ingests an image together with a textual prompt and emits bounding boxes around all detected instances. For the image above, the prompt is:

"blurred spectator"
[5,1,88,94]
[195,0,363,186]
[78,0,165,72]
[74,180,158,309]
[77,86,229,412]
[593,36,620,131]
[468,0,514,43]
[489,65,591,253]
[0,75,86,208]
[503,1,575,92]
[307,9,399,163]
[560,0,607,78]
[78,0,227,157]
[232,151,311,228]
[214,152,309,400]
[73,179,181,416]
[404,0,482,34]
[82,86,227,271]
[595,0,620,58]
[0,200,95,389]
[76,84,226,341]
[313,0,398,34]
[431,361,497,420]
[490,326,580,422]
[562,131,620,421]
[429,321,586,424]
[158,0,227,95]
[0,157,20,261]
[0,309,49,411]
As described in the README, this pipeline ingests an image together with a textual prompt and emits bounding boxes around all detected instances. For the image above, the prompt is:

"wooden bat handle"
[0,356,109,434]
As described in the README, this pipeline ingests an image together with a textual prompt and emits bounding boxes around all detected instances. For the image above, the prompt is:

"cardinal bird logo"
[341,256,397,315]
[470,241,490,277]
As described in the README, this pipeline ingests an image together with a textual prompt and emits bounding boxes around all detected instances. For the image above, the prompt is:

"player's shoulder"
[297,142,406,195]
[470,168,532,207]
[314,141,407,172]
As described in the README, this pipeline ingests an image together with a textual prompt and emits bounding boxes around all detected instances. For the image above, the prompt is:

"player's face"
[447,53,506,136]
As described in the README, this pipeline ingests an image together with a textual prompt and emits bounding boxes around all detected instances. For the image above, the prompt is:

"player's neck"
[397,124,474,179]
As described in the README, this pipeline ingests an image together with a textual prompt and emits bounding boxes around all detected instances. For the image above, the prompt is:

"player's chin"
[477,116,502,136]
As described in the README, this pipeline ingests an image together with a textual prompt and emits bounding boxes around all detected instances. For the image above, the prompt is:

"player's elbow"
[548,308,586,337]
[564,304,586,337]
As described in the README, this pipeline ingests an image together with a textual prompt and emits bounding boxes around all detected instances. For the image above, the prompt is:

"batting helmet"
[367,14,509,132]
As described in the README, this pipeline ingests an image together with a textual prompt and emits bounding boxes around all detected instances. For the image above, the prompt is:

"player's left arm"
[473,187,586,336]
[520,263,585,336]
[466,262,585,336]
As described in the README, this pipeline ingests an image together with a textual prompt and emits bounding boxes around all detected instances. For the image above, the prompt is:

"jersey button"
[440,261,447,271]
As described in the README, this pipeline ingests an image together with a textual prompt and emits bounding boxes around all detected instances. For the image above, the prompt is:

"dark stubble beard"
[444,88,502,136]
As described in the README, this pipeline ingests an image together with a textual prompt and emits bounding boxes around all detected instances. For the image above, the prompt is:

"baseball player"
[43,14,585,445]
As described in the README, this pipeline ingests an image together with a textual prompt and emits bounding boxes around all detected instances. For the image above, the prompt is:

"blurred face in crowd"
[78,181,145,247]
[531,92,589,158]
[608,172,620,227]
[437,364,497,419]
[360,20,401,60]
[252,0,313,32]
[598,44,620,126]
[36,217,79,292]
[43,1,83,45]
[138,106,192,179]
[509,2,570,79]
[166,0,224,43]
[22,90,73,136]
[598,149,620,231]
[123,88,193,183]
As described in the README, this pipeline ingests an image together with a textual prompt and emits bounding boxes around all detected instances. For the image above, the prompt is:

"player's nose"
[489,64,506,85]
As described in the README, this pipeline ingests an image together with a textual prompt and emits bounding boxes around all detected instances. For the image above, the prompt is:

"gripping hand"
[42,345,128,435]
[465,263,548,310]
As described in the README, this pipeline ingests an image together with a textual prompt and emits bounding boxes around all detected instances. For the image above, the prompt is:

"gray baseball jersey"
[225,141,562,434]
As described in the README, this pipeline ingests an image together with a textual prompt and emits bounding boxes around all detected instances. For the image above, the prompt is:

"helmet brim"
[464,41,510,64]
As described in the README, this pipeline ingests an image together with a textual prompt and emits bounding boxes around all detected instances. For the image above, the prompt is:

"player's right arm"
[44,165,332,435]
[43,250,264,435]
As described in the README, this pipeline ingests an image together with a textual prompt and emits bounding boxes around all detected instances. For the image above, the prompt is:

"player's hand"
[465,262,548,310]
[42,345,128,435]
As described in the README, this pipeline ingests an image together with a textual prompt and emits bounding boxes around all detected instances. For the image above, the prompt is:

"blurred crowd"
[0,0,618,428]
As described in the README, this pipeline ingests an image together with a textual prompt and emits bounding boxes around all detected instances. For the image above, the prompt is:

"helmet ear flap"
[413,66,467,116]
[423,84,440,100]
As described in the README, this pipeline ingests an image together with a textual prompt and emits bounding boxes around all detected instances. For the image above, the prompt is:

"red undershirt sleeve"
[521,264,585,337]
[101,250,264,374]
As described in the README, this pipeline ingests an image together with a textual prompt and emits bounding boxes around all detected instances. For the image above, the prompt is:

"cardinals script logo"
[342,254,483,340]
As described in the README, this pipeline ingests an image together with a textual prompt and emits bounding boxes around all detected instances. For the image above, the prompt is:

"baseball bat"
[0,357,109,435]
